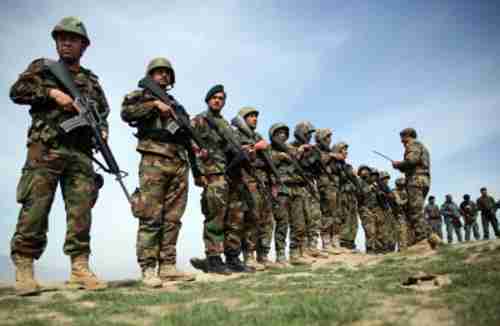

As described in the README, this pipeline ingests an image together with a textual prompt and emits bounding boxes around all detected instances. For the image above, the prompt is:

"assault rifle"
[138,76,205,178]
[230,115,282,185]
[46,61,131,202]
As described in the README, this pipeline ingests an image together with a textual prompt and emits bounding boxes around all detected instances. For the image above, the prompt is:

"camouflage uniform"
[440,199,463,243]
[393,178,409,251]
[424,201,443,240]
[393,129,433,245]
[269,123,309,262]
[10,58,109,261]
[357,167,379,254]
[476,195,500,239]
[315,129,341,250]
[121,79,189,271]
[459,199,480,241]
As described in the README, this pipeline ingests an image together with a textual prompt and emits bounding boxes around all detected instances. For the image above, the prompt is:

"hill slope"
[1,239,499,326]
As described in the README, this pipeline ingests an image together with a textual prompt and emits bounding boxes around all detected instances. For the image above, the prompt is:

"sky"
[0,0,499,281]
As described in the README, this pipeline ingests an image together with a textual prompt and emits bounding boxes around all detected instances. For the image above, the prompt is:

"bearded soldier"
[290,122,327,259]
[333,142,360,251]
[357,166,378,254]
[392,128,441,248]
[393,177,409,251]
[315,129,343,254]
[424,196,443,240]
[9,17,109,295]
[121,57,197,287]
[460,194,480,241]
[476,187,500,239]
[269,123,310,266]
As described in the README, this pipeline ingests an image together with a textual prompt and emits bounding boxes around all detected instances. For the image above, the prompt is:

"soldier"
[476,187,500,239]
[424,196,443,240]
[378,171,396,253]
[393,177,409,251]
[333,142,360,252]
[392,128,441,248]
[121,57,196,287]
[357,166,378,254]
[460,194,480,241]
[440,194,463,243]
[315,129,343,254]
[290,122,327,259]
[269,123,311,265]
[369,169,387,254]
[9,17,108,295]
[231,107,276,269]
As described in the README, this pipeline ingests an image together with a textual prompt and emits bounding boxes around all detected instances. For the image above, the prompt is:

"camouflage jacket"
[338,163,358,193]
[459,200,478,224]
[232,127,272,184]
[358,178,379,209]
[191,109,232,176]
[289,141,321,179]
[121,89,187,161]
[476,195,496,215]
[424,203,441,220]
[10,58,109,152]
[393,188,408,218]
[270,142,306,195]
[395,139,430,181]
[316,146,340,191]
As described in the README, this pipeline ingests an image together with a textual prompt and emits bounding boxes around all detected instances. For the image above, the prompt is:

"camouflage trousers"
[396,216,408,251]
[339,191,358,249]
[242,181,273,259]
[359,206,377,253]
[304,186,321,249]
[428,219,443,240]
[444,218,463,243]
[373,207,387,252]
[224,180,249,257]
[464,220,480,241]
[481,212,500,239]
[134,154,188,269]
[319,186,340,248]
[277,184,307,256]
[381,208,396,251]
[11,143,97,260]
[406,178,432,244]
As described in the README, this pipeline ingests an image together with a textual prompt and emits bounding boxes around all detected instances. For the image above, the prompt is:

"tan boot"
[142,267,162,288]
[68,255,107,290]
[289,251,311,266]
[257,256,282,269]
[306,248,329,259]
[159,264,196,282]
[13,254,41,296]
[245,253,266,271]
[428,233,443,250]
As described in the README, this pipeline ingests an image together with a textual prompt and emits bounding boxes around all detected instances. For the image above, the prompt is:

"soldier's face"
[341,148,348,159]
[208,92,225,112]
[275,129,289,143]
[481,190,487,196]
[359,170,369,179]
[55,32,87,64]
[382,178,390,186]
[304,131,313,143]
[400,135,410,146]
[245,113,258,129]
[323,134,332,147]
[151,68,172,88]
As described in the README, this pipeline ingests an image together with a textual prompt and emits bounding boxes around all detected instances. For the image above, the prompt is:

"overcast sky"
[1,0,499,281]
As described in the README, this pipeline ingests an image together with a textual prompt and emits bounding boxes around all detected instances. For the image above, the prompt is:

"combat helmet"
[315,128,332,149]
[51,16,90,45]
[332,141,348,153]
[379,171,391,180]
[269,123,289,142]
[146,57,175,86]
[238,107,259,119]
[294,121,315,142]
[357,165,371,177]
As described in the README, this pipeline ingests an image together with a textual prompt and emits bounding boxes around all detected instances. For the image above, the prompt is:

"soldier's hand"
[277,152,290,161]
[271,184,279,199]
[101,130,108,141]
[49,88,76,112]
[392,160,402,168]
[195,176,207,188]
[155,100,176,119]
[254,140,269,151]
[330,152,344,161]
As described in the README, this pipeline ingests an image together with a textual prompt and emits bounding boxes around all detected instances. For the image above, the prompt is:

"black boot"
[207,256,232,275]
[190,257,208,273]
[226,254,255,273]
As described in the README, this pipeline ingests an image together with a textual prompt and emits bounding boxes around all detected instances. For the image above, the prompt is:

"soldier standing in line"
[392,128,441,248]
[121,57,197,287]
[476,187,500,240]
[393,177,409,251]
[269,123,311,266]
[378,171,396,253]
[357,166,378,254]
[9,17,109,295]
[424,196,443,240]
[290,122,327,259]
[440,194,463,243]
[460,194,480,241]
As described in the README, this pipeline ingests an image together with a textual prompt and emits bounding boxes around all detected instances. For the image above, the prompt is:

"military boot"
[67,255,107,290]
[306,247,329,259]
[428,233,443,250]
[257,255,282,269]
[225,253,255,273]
[190,257,208,273]
[159,264,196,282]
[13,254,41,296]
[244,252,266,271]
[142,267,162,288]
[207,256,232,275]
[299,246,317,263]
[289,250,311,266]
[275,252,290,268]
